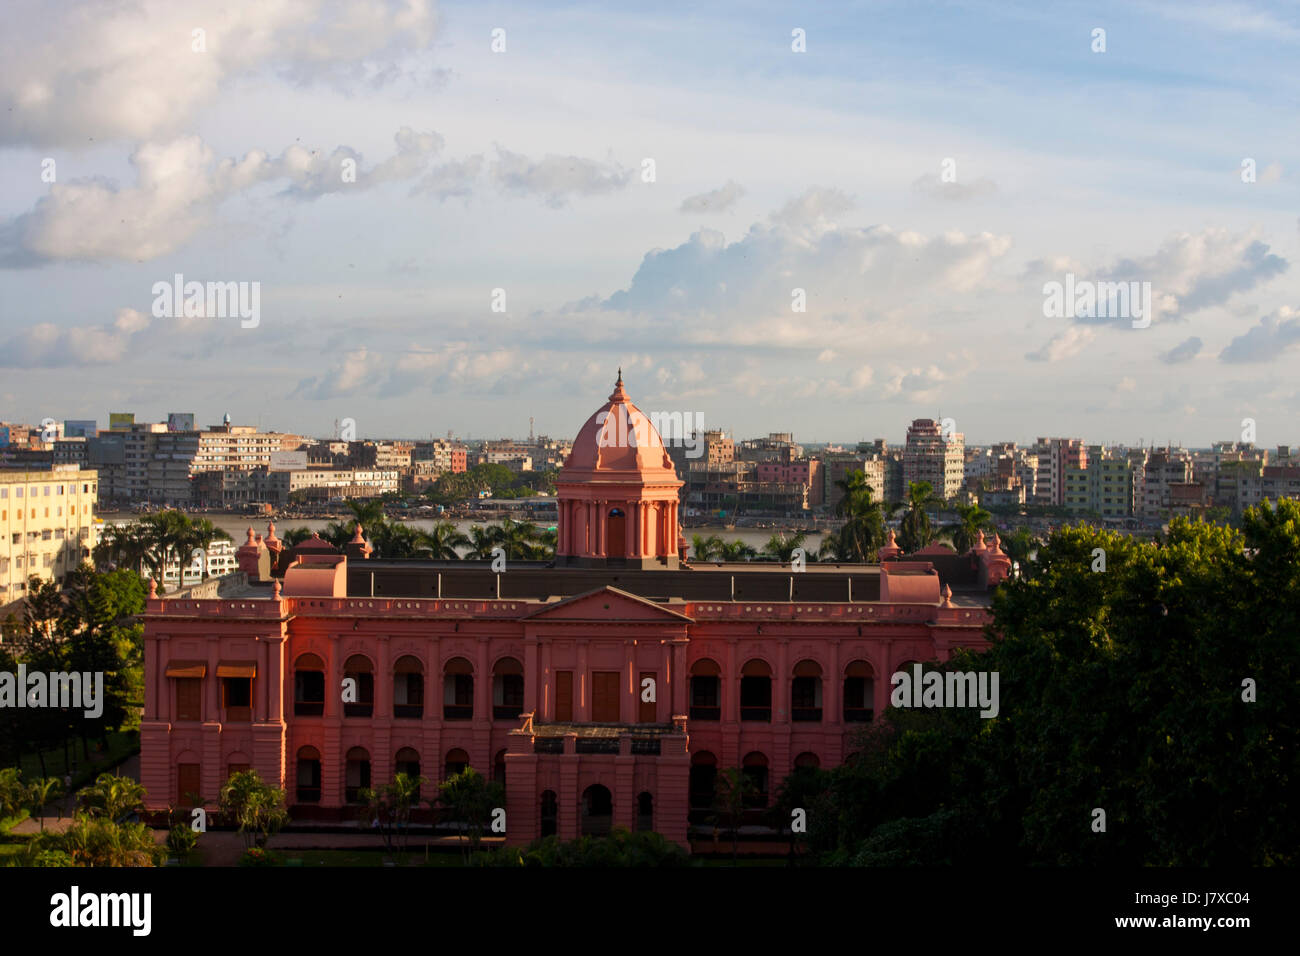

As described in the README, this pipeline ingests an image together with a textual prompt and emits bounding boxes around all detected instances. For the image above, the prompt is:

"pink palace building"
[140,375,1010,849]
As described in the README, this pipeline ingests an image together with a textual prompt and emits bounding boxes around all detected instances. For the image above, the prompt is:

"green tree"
[690,534,725,562]
[25,777,63,833]
[759,532,807,562]
[435,767,504,862]
[79,772,146,822]
[892,481,943,554]
[712,767,758,863]
[833,470,887,561]
[360,772,427,860]
[941,503,994,554]
[30,813,164,867]
[219,770,288,850]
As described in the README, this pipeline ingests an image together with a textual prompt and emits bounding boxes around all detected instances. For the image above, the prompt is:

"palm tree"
[78,772,146,822]
[467,524,504,559]
[941,503,994,554]
[892,481,944,554]
[833,470,887,562]
[282,527,315,548]
[690,534,725,561]
[1001,527,1040,569]
[182,517,230,578]
[759,532,807,562]
[92,523,153,578]
[497,519,551,560]
[345,498,387,529]
[717,539,757,562]
[25,777,62,833]
[421,522,469,560]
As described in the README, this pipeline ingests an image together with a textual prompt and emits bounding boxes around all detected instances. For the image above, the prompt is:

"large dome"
[560,372,679,481]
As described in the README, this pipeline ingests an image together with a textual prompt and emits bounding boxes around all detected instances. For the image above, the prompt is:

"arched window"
[393,656,424,719]
[689,751,718,810]
[343,655,374,718]
[791,659,823,721]
[176,759,200,808]
[581,784,613,836]
[742,752,769,808]
[540,790,558,837]
[843,660,874,722]
[345,747,371,803]
[293,653,325,716]
[296,746,321,803]
[636,792,653,832]
[492,658,524,720]
[493,749,507,792]
[444,748,470,779]
[740,659,772,721]
[689,659,721,721]
[443,657,474,720]
[794,752,820,770]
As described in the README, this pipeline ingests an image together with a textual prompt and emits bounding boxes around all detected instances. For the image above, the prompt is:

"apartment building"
[1141,447,1194,518]
[823,455,886,512]
[903,419,964,501]
[0,467,97,607]
[1064,446,1137,517]
[1032,437,1086,507]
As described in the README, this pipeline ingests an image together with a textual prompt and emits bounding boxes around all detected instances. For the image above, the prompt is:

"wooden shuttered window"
[175,678,202,721]
[591,671,620,722]
[555,671,573,721]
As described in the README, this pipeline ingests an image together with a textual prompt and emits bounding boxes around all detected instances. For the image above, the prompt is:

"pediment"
[524,586,693,623]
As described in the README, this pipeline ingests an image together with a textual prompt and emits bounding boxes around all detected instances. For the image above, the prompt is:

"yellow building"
[0,466,98,608]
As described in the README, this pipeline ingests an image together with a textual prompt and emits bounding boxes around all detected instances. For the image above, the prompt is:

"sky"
[0,0,1297,448]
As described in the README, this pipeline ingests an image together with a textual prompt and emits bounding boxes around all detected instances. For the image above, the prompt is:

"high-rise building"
[903,419,964,501]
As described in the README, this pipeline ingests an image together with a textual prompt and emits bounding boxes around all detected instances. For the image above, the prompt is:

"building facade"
[139,378,1009,848]
[0,467,97,609]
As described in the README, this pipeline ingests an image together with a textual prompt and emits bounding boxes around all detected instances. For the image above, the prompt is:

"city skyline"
[2,1,1298,444]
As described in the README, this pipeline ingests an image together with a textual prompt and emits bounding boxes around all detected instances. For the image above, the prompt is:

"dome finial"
[616,366,623,385]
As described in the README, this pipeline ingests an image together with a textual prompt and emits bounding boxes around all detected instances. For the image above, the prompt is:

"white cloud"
[0,0,438,148]
[0,308,152,367]
[488,148,632,207]
[680,180,746,213]
[1219,306,1300,363]
[3,128,442,264]
[1025,326,1095,362]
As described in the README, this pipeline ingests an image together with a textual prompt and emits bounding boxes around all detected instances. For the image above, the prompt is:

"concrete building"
[903,419,964,501]
[1032,438,1086,507]
[1141,447,1194,518]
[1064,446,1137,517]
[139,375,1011,850]
[0,467,97,609]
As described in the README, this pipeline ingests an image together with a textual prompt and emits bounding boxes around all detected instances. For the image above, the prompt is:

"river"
[100,513,830,558]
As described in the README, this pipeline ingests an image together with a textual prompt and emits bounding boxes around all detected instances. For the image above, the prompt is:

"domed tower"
[556,371,684,569]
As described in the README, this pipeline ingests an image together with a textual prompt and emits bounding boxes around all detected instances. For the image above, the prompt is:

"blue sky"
[0,0,1297,447]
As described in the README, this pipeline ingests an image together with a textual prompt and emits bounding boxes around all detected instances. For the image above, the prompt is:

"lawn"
[288,848,467,867]
[14,730,139,787]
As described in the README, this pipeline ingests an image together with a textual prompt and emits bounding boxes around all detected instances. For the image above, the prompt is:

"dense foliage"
[798,501,1298,865]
